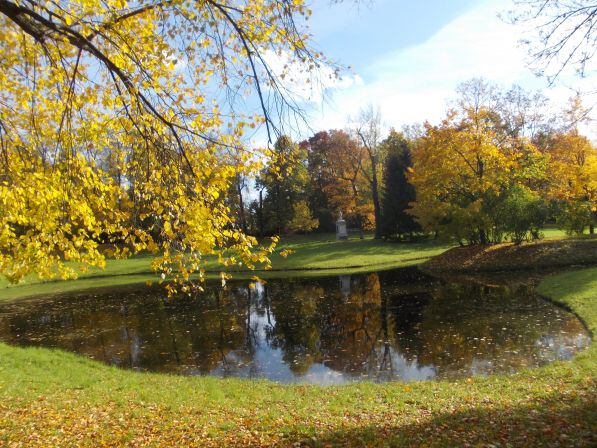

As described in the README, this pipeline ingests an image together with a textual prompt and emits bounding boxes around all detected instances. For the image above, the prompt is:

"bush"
[556,201,593,235]
[495,186,548,244]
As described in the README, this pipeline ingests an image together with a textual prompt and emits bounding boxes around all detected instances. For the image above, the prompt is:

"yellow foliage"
[0,0,320,293]
[545,131,597,208]
[409,108,546,243]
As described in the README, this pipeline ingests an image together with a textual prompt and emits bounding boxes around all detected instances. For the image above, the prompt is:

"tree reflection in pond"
[0,267,589,384]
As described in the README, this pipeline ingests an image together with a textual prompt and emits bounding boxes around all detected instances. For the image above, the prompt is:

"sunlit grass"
[0,234,452,300]
[1,226,589,301]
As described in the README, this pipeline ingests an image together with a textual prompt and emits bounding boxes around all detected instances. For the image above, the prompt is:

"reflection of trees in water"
[0,287,250,374]
[266,273,588,380]
[389,283,588,378]
[387,291,431,359]
[316,273,384,376]
[193,288,247,375]
[267,282,324,375]
[260,273,392,378]
[0,270,589,381]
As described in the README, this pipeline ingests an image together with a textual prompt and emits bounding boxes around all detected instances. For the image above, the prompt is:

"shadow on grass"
[277,393,596,448]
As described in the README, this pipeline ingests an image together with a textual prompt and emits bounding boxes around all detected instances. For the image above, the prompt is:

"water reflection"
[0,268,589,384]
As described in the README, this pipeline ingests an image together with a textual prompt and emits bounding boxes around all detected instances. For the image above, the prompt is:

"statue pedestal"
[336,217,347,240]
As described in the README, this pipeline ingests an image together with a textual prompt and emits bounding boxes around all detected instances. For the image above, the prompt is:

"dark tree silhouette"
[380,131,420,240]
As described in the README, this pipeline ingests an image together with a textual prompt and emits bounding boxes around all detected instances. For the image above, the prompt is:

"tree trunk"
[258,189,264,237]
[479,228,488,245]
[371,157,382,239]
[275,184,282,235]
[236,177,247,233]
[350,181,364,239]
[358,215,364,239]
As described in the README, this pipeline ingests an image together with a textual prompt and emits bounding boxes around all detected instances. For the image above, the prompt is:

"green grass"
[265,233,451,269]
[542,226,568,239]
[0,234,452,301]
[541,225,590,240]
[0,266,595,446]
[537,267,597,336]
[0,228,584,301]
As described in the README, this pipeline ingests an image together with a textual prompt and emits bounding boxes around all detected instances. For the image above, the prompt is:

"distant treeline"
[231,78,596,244]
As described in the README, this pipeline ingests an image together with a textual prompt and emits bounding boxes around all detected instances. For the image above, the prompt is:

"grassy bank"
[424,237,597,273]
[0,266,595,446]
[0,234,451,301]
[0,228,579,301]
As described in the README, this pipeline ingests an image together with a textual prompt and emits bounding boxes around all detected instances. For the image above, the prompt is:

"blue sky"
[258,0,595,141]
[307,0,478,72]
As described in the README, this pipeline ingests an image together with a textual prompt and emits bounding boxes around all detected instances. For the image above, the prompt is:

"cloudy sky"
[261,0,595,141]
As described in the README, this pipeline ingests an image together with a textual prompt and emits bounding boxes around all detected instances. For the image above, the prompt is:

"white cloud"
[262,49,363,104]
[306,0,595,138]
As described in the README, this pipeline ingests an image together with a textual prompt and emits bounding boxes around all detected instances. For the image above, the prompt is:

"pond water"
[0,267,589,384]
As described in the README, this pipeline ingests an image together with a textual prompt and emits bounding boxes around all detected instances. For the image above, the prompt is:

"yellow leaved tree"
[408,81,549,245]
[544,131,597,234]
[0,0,331,292]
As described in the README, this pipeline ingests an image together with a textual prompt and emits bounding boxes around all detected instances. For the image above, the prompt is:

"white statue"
[336,211,348,240]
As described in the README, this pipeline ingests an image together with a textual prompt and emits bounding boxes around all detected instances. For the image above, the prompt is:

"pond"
[0,267,589,384]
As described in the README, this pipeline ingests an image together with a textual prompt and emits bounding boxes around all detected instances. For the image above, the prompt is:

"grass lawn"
[0,227,586,301]
[541,225,570,240]
[0,234,452,301]
[0,263,595,446]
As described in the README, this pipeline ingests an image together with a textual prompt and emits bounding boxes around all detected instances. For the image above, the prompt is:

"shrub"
[556,201,593,235]
[495,186,549,244]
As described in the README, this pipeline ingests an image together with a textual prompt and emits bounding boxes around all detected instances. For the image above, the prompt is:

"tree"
[288,200,319,234]
[506,1,597,83]
[258,136,314,235]
[497,85,551,139]
[408,81,549,245]
[302,129,372,233]
[322,130,373,233]
[0,0,332,290]
[556,200,595,235]
[560,93,594,133]
[544,130,597,233]
[301,131,336,232]
[227,171,250,234]
[494,185,548,243]
[380,130,420,240]
[454,78,553,139]
[354,105,385,239]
